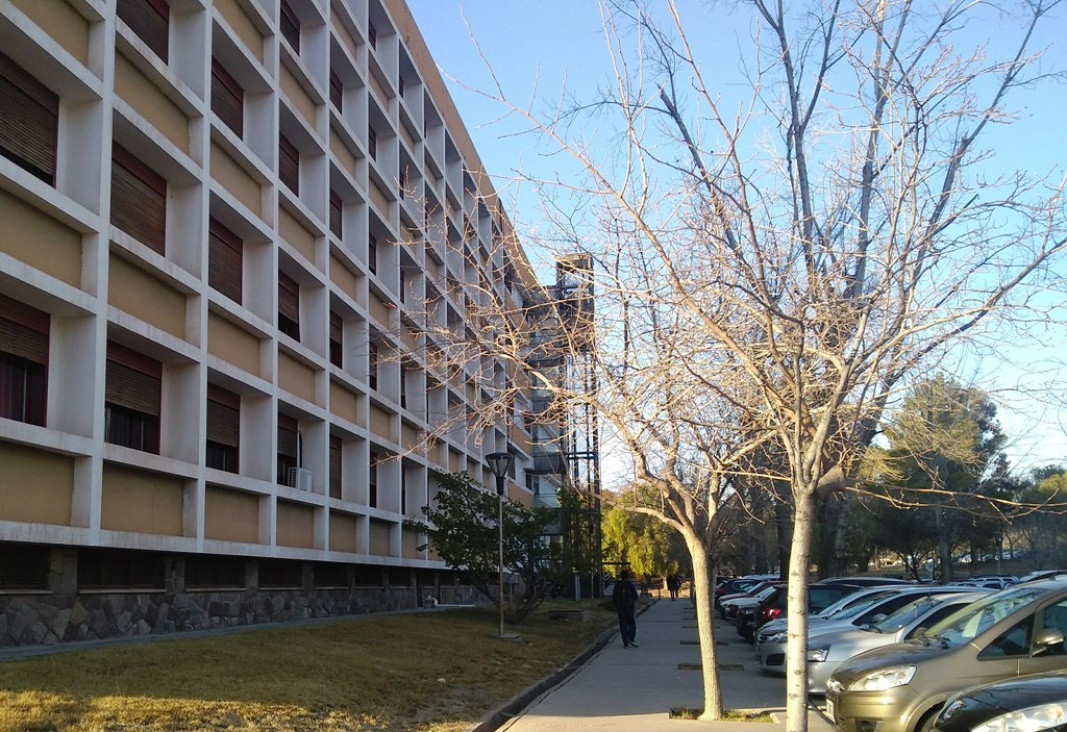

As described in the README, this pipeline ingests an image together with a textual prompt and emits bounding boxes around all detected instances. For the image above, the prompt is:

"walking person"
[667,574,680,600]
[612,570,639,647]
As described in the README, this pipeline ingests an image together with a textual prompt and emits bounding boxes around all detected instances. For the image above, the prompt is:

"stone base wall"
[0,548,483,647]
[0,584,483,647]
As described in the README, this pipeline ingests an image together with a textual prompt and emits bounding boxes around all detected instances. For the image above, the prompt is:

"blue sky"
[407,0,1067,473]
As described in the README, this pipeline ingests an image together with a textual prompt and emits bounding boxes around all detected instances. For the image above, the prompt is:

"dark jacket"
[612,578,638,615]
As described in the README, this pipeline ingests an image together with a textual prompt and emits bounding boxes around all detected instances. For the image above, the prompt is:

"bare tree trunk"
[689,539,724,720]
[785,491,814,732]
[776,497,793,579]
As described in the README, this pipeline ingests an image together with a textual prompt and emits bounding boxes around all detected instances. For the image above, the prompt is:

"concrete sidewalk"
[495,599,834,732]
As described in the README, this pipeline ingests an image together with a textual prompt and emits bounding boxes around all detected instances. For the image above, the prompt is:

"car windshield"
[755,586,778,600]
[870,596,942,633]
[923,586,1050,644]
[818,589,899,618]
[828,590,904,620]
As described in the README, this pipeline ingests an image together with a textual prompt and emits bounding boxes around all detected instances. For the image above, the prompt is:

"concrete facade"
[0,0,559,645]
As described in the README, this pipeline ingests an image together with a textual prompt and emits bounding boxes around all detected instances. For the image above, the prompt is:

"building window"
[277,412,298,485]
[329,435,342,499]
[111,143,167,254]
[398,76,405,99]
[0,294,48,427]
[367,337,378,390]
[401,472,407,515]
[211,58,243,137]
[367,126,377,160]
[329,69,343,110]
[117,0,170,62]
[399,268,406,304]
[186,555,244,588]
[367,20,377,50]
[368,451,378,508]
[398,166,407,200]
[208,218,243,304]
[314,561,347,587]
[0,52,59,185]
[329,311,343,368]
[77,549,165,590]
[0,543,49,590]
[259,558,301,588]
[206,384,240,473]
[329,190,343,239]
[105,342,161,454]
[368,233,377,274]
[279,134,299,194]
[279,0,300,53]
[278,271,300,340]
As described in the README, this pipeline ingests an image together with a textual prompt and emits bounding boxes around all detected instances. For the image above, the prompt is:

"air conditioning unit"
[287,467,313,491]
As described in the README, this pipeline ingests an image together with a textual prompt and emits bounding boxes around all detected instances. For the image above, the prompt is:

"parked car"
[934,670,1067,732]
[806,591,990,693]
[722,583,783,620]
[758,585,978,674]
[825,579,1067,732]
[819,576,915,588]
[718,580,777,618]
[955,576,1017,590]
[715,578,764,611]
[757,585,920,645]
[737,583,860,643]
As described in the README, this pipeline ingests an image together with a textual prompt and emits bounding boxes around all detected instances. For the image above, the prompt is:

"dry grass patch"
[0,604,613,732]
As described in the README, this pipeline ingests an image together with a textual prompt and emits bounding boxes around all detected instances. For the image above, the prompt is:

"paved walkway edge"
[464,624,618,732]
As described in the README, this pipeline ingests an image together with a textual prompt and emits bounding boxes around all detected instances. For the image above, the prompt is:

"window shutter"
[211,58,243,136]
[330,312,343,343]
[206,384,240,447]
[208,218,243,303]
[106,342,161,416]
[329,70,343,109]
[0,295,48,363]
[111,143,166,254]
[278,413,298,458]
[278,271,299,324]
[117,0,170,62]
[279,134,299,193]
[279,0,300,53]
[0,52,59,185]
[329,311,343,367]
[330,190,343,238]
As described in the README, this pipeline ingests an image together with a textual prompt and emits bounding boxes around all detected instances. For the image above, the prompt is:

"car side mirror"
[1034,627,1065,654]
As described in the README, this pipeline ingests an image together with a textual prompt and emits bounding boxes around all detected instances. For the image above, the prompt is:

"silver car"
[757,585,978,674]
[806,591,989,693]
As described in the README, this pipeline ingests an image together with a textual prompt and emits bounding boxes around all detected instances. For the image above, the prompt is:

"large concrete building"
[0,0,560,645]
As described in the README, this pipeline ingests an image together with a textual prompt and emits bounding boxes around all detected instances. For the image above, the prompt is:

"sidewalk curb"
[464,625,617,732]
[465,601,653,732]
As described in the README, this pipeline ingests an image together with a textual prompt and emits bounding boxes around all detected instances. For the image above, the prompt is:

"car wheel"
[914,705,942,732]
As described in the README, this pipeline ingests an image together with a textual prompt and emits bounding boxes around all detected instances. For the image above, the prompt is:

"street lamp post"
[486,452,514,639]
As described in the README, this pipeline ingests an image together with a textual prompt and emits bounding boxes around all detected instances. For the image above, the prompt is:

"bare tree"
[421,0,1067,726]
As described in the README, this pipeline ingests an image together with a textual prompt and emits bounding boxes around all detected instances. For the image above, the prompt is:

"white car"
[805,590,989,693]
[756,585,979,673]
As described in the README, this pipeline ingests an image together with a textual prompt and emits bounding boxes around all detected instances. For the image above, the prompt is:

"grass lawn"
[0,603,615,732]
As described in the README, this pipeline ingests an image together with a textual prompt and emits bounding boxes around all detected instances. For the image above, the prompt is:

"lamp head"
[486,452,514,494]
